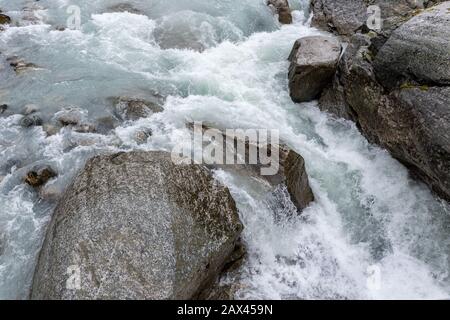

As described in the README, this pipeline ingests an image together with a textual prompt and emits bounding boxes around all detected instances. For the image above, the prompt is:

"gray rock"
[310,0,367,36]
[317,26,450,201]
[7,56,39,74]
[31,151,243,299]
[288,36,341,102]
[106,4,141,14]
[267,0,293,24]
[310,0,444,38]
[373,2,450,89]
[25,166,57,188]
[54,107,96,133]
[20,114,43,127]
[113,97,164,121]
[0,104,7,114]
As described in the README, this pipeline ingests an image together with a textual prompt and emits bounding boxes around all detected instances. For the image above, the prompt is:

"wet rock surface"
[25,166,57,188]
[288,36,341,103]
[112,97,164,121]
[31,151,243,300]
[312,1,450,201]
[189,124,315,212]
[0,13,11,25]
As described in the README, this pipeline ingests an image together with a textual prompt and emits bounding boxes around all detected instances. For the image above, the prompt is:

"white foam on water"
[0,0,449,299]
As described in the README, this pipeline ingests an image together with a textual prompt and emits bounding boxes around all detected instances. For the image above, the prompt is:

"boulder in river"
[7,56,39,74]
[31,151,243,299]
[267,0,293,24]
[288,36,341,103]
[25,166,57,188]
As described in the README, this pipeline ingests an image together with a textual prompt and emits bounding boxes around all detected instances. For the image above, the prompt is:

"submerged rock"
[0,104,7,114]
[31,151,243,299]
[25,167,57,188]
[288,36,341,103]
[189,124,315,212]
[112,97,164,121]
[0,13,11,25]
[54,107,96,133]
[267,0,293,24]
[106,3,141,14]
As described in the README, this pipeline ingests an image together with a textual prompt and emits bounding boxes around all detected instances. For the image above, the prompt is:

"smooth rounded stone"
[20,114,43,127]
[267,0,293,24]
[373,2,450,89]
[25,166,57,188]
[0,14,11,25]
[113,97,164,121]
[288,36,341,102]
[31,151,243,300]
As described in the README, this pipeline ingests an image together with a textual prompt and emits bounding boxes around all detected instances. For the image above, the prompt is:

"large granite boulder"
[288,36,341,102]
[31,151,243,299]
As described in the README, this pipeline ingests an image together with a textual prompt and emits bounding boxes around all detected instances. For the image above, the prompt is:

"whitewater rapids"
[0,0,449,299]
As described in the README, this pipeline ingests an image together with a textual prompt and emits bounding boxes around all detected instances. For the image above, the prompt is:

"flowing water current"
[1,0,450,299]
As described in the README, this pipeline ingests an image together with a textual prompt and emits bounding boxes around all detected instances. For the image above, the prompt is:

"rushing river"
[1,0,450,300]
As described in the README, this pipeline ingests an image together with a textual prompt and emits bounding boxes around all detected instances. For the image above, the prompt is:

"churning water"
[1,0,449,299]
